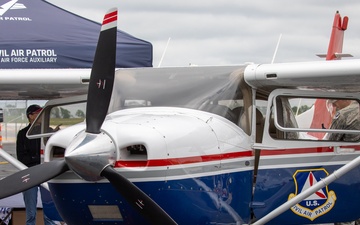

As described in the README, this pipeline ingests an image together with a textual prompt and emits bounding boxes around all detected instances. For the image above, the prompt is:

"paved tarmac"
[0,122,26,179]
[0,142,18,179]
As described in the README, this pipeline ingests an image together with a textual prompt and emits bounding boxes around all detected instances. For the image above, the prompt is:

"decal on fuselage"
[288,168,336,221]
[213,175,233,206]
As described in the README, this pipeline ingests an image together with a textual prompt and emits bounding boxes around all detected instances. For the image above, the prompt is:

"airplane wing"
[1,59,360,100]
[0,68,91,99]
[244,59,360,93]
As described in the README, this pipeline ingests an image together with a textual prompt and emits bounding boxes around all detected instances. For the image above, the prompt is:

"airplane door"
[252,89,360,224]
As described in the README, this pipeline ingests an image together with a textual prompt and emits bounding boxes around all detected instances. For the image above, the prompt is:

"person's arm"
[327,115,345,141]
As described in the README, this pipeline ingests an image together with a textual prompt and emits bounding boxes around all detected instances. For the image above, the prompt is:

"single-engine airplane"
[1,9,360,225]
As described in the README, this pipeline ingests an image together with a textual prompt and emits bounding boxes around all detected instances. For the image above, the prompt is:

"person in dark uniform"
[16,104,56,225]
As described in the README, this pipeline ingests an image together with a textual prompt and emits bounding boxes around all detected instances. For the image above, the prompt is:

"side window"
[28,101,86,137]
[48,102,87,133]
[272,96,360,142]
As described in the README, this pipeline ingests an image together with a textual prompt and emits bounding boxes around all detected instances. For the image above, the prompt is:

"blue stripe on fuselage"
[49,170,253,225]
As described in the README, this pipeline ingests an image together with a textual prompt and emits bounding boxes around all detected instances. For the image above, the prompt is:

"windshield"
[28,65,252,139]
[109,65,248,125]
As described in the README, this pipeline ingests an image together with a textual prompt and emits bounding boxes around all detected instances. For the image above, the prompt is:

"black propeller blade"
[101,166,177,225]
[85,9,117,134]
[0,160,69,199]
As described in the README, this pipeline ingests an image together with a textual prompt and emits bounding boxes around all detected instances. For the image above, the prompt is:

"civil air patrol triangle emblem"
[288,168,336,221]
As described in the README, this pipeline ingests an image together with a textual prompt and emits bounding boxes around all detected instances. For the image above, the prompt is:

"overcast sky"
[47,0,360,67]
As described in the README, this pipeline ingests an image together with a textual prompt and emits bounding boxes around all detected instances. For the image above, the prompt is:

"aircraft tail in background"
[317,11,352,60]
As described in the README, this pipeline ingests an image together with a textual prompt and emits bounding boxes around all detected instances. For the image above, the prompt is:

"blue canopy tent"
[0,0,152,68]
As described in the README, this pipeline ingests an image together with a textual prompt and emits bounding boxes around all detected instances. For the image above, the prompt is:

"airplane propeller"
[0,8,176,225]
[0,160,68,198]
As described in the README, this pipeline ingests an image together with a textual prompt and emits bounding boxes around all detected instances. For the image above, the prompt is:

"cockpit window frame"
[259,89,360,149]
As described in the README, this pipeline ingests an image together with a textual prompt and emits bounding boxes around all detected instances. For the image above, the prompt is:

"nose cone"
[65,131,117,181]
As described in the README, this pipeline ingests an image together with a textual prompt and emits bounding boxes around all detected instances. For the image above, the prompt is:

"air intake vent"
[119,144,148,164]
[52,146,65,158]
[127,144,147,155]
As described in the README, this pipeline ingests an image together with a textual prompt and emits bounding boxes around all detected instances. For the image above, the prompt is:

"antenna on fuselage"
[271,34,282,64]
[158,37,171,67]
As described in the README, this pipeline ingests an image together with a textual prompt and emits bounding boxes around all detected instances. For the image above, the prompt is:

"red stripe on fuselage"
[115,151,252,168]
[260,145,360,156]
[114,145,360,168]
[103,10,117,25]
[260,146,334,156]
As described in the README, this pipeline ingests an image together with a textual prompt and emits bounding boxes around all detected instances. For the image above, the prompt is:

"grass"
[50,118,85,126]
